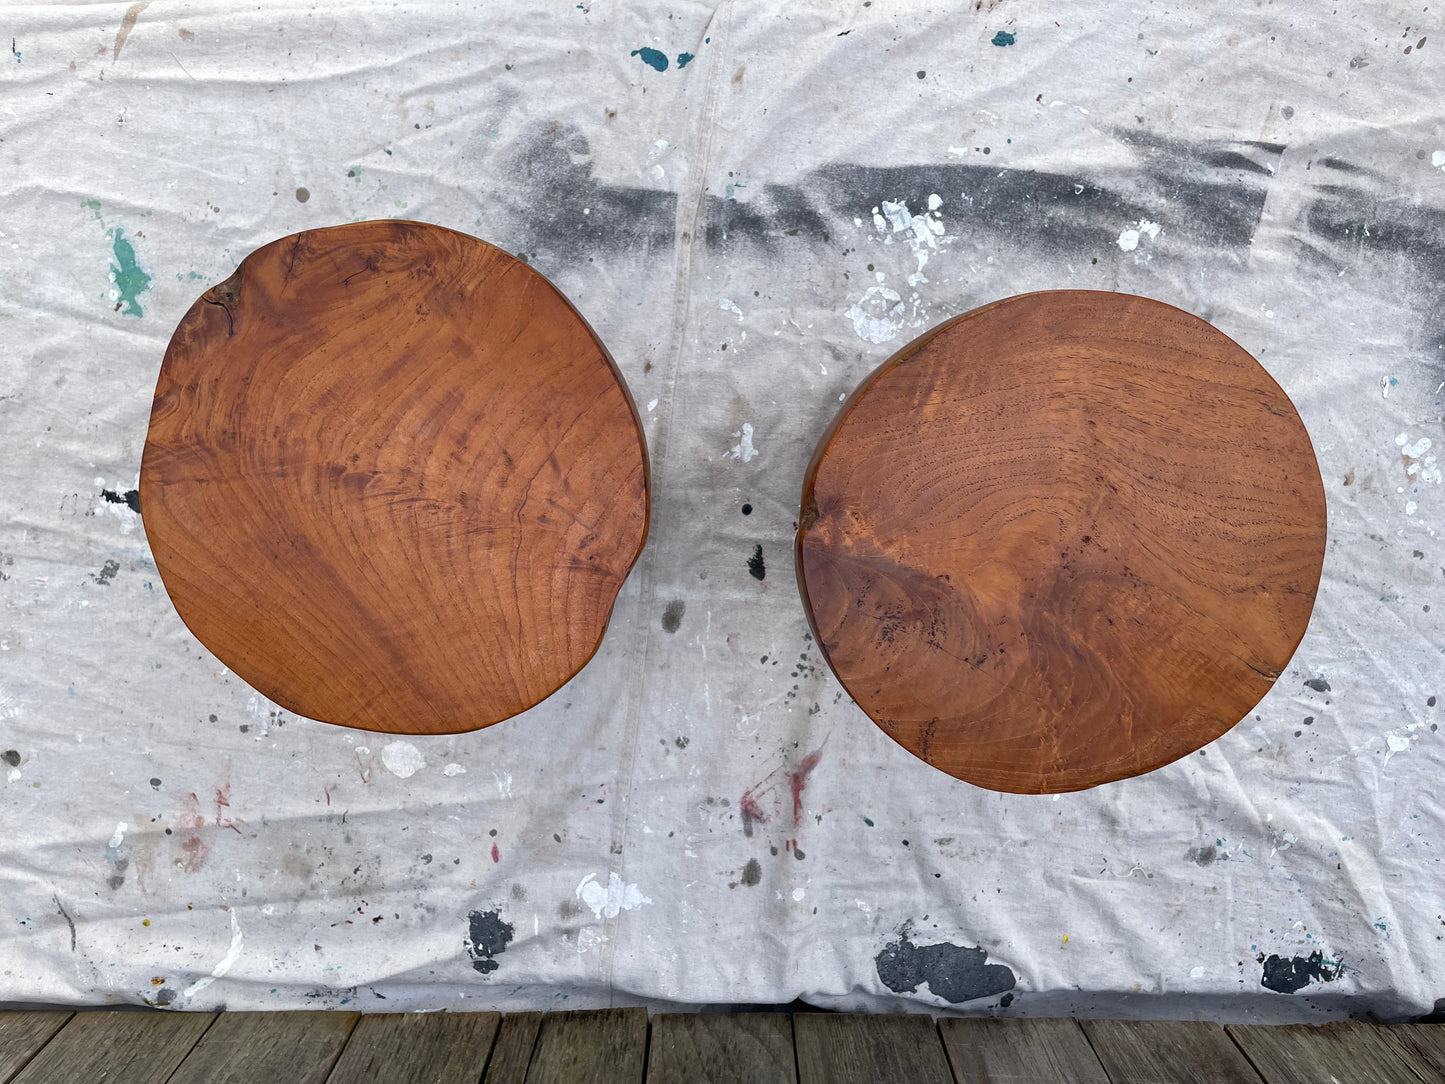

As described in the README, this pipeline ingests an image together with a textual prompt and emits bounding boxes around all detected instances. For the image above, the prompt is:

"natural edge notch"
[796,291,1326,793]
[141,220,650,734]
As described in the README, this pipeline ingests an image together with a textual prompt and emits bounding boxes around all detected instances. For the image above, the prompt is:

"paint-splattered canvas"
[0,0,1440,1021]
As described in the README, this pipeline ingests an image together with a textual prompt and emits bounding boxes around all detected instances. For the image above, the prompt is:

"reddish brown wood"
[141,221,649,734]
[797,291,1325,792]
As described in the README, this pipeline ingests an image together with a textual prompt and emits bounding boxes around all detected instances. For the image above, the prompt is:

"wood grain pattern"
[0,1012,71,1084]
[939,1017,1109,1083]
[141,221,649,733]
[11,1011,214,1084]
[797,291,1325,792]
[646,1013,795,1084]
[793,1013,954,1084]
[483,1011,544,1084]
[325,1012,499,1084]
[1376,1024,1445,1081]
[523,1008,647,1084]
[1082,1020,1263,1084]
[167,1010,358,1084]
[1226,1022,1430,1084]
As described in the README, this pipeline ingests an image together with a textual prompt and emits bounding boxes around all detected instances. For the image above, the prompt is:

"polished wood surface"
[797,291,1325,792]
[142,221,649,734]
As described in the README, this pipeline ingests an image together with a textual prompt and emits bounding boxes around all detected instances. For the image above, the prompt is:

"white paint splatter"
[846,283,905,343]
[493,770,513,798]
[792,886,806,901]
[443,762,466,776]
[646,398,658,412]
[718,297,744,320]
[183,909,244,998]
[1396,433,1442,485]
[381,740,424,778]
[1382,374,1397,398]
[1406,501,1419,515]
[1116,219,1161,252]
[875,198,947,284]
[577,928,609,953]
[576,872,652,919]
[107,822,127,851]
[6,768,20,783]
[729,422,758,463]
[1433,150,1445,169]
[1189,965,1205,979]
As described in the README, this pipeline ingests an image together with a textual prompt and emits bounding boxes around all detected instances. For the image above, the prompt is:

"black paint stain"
[661,599,686,634]
[54,895,76,951]
[875,923,1017,1004]
[740,858,762,886]
[465,909,514,974]
[1000,992,1015,1007]
[748,545,766,581]
[100,488,141,514]
[1304,678,1331,693]
[1,749,19,767]
[93,559,120,586]
[741,503,753,515]
[1259,951,1342,994]
[153,987,175,1006]
[150,777,162,789]
[488,123,677,266]
[704,131,1280,259]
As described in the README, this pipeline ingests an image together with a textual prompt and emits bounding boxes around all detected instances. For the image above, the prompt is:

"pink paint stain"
[788,749,823,826]
[739,746,824,834]
[491,843,500,863]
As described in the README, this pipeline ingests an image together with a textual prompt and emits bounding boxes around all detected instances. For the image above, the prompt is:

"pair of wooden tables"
[141,221,1325,792]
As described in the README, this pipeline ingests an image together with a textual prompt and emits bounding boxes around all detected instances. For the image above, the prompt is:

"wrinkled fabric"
[0,0,1441,1021]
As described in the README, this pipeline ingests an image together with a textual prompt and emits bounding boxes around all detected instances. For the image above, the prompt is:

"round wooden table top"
[796,291,1326,793]
[141,221,649,734]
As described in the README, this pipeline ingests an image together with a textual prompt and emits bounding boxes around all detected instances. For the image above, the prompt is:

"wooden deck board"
[482,1011,544,1084]
[166,1010,358,1084]
[1227,1021,1429,1084]
[941,1017,1109,1083]
[647,1013,795,1084]
[10,1011,214,1084]
[1376,1024,1445,1082]
[0,1012,71,1084]
[1082,1019,1264,1084]
[326,1012,501,1084]
[794,1013,953,1084]
[523,1008,648,1084]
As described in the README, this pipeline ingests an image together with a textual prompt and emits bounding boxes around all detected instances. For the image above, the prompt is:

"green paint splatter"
[109,227,151,317]
[991,30,1016,46]
[84,199,101,211]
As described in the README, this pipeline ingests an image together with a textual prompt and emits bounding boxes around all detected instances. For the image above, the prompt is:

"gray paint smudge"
[661,599,686,633]
[740,858,761,886]
[466,909,514,974]
[876,923,1017,1004]
[93,559,120,586]
[1304,678,1331,692]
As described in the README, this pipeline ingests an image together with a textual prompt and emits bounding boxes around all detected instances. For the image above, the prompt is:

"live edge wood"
[796,291,1325,792]
[141,221,649,733]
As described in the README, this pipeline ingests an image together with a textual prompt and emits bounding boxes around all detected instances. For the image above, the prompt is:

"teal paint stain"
[631,46,668,71]
[862,816,875,827]
[991,30,1016,46]
[677,52,695,68]
[108,227,151,317]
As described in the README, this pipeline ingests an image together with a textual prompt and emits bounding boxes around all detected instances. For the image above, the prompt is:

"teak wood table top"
[141,220,649,734]
[796,291,1326,792]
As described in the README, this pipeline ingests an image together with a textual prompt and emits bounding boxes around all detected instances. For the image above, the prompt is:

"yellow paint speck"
[142,919,150,927]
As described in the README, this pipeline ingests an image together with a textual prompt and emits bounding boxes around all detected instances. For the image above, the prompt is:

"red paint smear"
[739,788,769,827]
[788,748,823,826]
[491,843,500,863]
